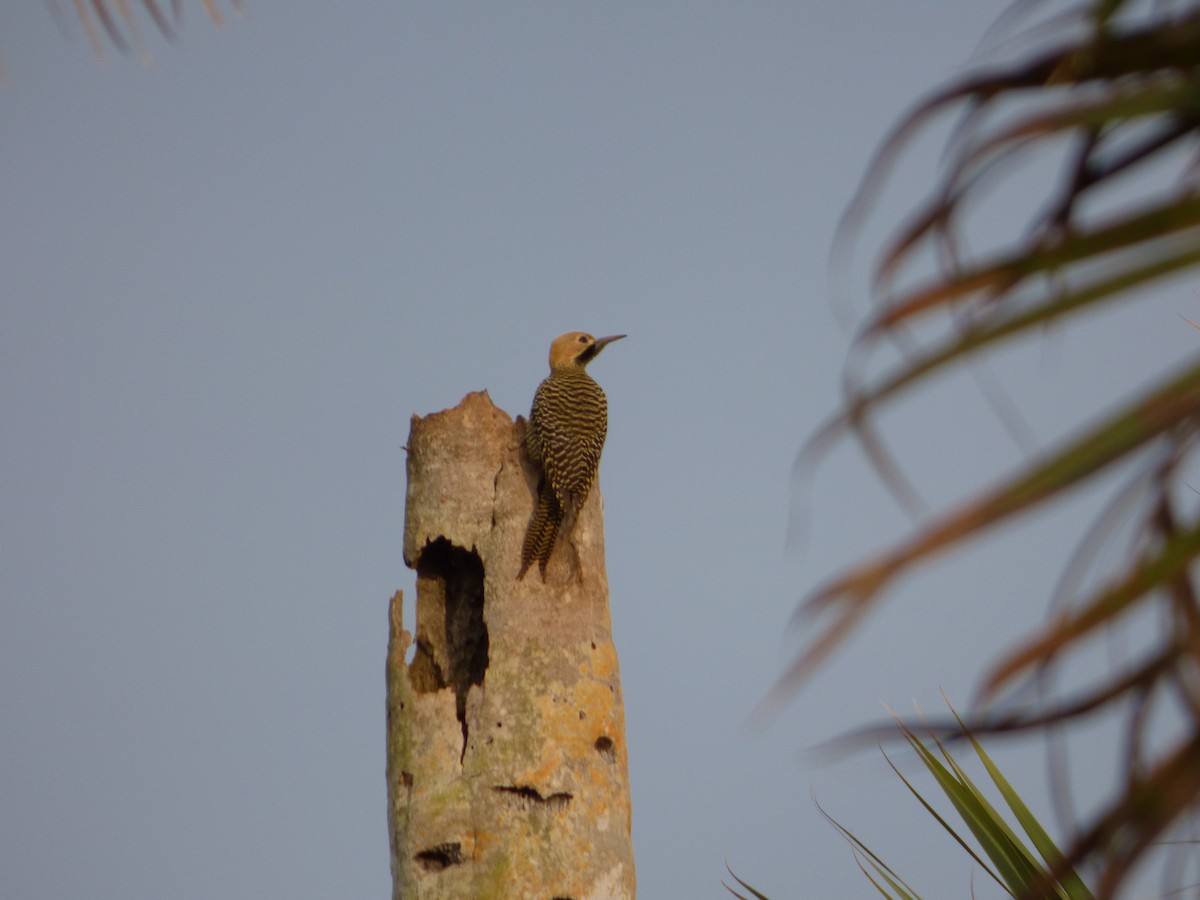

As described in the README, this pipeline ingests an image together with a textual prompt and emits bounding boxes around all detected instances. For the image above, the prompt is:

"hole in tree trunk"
[414,842,466,872]
[492,784,573,811]
[594,735,616,762]
[408,537,489,760]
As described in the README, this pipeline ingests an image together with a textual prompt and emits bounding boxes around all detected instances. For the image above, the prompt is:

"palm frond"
[787,1,1200,894]
[826,705,1094,900]
[66,0,244,60]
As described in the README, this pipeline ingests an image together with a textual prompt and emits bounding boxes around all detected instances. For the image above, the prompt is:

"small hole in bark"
[595,736,616,762]
[493,785,573,811]
[400,771,413,789]
[414,842,466,872]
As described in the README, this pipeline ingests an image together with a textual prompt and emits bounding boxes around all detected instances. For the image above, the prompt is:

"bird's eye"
[578,335,589,343]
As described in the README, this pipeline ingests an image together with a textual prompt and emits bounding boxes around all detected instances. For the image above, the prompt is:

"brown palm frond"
[66,0,244,61]
[789,1,1200,894]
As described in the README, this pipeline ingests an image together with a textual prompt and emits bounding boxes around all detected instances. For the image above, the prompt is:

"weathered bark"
[386,390,635,900]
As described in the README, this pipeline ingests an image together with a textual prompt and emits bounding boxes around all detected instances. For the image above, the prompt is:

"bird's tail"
[518,485,562,580]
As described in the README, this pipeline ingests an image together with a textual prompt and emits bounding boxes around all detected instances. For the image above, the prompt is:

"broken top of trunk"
[387,390,635,900]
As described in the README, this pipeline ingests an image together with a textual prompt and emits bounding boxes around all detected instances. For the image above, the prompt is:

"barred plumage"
[519,331,625,580]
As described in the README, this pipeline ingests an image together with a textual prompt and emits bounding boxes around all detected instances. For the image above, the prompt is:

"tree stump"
[386,391,635,899]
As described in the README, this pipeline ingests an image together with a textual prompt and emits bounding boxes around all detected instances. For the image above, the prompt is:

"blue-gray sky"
[3,3,1196,898]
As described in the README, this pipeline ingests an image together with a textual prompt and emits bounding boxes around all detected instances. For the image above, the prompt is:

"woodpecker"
[518,331,625,580]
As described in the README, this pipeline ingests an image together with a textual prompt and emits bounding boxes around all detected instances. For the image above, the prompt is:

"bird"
[518,331,625,580]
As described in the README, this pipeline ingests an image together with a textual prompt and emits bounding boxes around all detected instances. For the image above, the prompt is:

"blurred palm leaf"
[781,0,1200,895]
[64,0,244,61]
[826,706,1094,900]
[722,862,774,900]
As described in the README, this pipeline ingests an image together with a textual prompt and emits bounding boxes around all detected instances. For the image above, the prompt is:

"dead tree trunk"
[386,391,635,899]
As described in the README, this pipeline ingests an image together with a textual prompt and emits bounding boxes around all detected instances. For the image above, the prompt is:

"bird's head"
[549,331,628,369]
[548,331,626,371]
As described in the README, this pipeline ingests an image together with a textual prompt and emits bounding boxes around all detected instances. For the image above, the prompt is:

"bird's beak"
[593,334,627,352]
